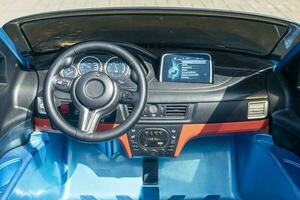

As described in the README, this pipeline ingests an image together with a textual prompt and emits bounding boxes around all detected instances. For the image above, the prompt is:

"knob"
[149,105,158,114]
[149,150,158,157]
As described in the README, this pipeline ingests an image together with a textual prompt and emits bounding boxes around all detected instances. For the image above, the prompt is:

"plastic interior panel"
[0,28,28,68]
[0,132,299,200]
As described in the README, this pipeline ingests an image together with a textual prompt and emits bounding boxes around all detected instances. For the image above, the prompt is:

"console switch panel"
[128,125,182,157]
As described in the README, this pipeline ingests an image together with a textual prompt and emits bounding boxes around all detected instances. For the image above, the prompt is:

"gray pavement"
[0,0,299,26]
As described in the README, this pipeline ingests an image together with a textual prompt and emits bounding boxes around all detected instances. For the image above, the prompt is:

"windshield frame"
[3,8,296,58]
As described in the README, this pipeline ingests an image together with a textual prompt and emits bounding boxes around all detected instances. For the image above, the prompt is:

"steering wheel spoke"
[78,108,101,133]
[53,76,72,92]
[120,88,139,104]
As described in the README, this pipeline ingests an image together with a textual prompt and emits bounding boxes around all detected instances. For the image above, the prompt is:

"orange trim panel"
[174,119,269,156]
[34,117,132,157]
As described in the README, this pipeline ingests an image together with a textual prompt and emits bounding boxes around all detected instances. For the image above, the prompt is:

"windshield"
[21,14,288,55]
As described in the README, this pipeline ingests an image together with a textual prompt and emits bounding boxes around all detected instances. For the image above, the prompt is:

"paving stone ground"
[0,0,299,25]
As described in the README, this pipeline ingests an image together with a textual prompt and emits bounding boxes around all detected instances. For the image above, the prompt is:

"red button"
[60,103,70,115]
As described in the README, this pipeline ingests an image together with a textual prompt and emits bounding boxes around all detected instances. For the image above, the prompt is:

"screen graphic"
[160,53,213,83]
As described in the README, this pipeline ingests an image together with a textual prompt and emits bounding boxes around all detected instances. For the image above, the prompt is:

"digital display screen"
[160,53,213,83]
[138,130,169,148]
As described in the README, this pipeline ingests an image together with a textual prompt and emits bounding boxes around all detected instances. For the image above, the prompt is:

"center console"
[126,52,214,157]
[127,124,182,157]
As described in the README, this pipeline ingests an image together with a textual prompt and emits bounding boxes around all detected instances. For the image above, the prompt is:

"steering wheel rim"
[43,41,147,142]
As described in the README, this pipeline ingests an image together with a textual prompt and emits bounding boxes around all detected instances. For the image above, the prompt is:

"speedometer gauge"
[105,57,129,78]
[78,56,102,75]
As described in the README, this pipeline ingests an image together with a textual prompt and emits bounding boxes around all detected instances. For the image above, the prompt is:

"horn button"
[75,72,115,110]
[85,80,104,98]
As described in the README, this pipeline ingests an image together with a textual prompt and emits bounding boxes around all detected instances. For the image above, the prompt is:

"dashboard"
[35,49,273,157]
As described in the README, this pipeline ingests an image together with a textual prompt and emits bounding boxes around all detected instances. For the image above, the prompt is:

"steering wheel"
[43,42,147,142]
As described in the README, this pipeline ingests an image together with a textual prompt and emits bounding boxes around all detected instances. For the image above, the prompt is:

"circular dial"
[105,57,129,78]
[78,56,102,75]
[61,66,78,78]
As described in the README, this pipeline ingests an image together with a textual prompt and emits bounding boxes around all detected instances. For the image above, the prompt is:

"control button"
[121,90,138,103]
[57,80,62,85]
[56,78,71,91]
[74,109,80,115]
[131,129,136,133]
[60,103,70,115]
[37,97,46,115]
[130,135,136,140]
[171,129,176,134]
[149,150,158,157]
[149,105,158,114]
[143,106,149,115]
[159,149,166,155]
[170,140,176,145]
[160,106,165,112]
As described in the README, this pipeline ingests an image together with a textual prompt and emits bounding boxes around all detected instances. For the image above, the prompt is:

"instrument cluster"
[60,55,132,85]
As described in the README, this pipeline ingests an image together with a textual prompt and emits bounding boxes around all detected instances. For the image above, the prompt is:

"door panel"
[0,28,38,157]
[268,65,300,156]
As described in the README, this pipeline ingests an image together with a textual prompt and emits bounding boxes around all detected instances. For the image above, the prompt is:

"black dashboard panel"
[35,50,272,124]
[147,69,270,103]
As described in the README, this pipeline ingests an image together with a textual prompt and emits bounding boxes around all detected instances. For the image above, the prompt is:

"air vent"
[165,104,188,117]
[126,104,188,119]
[248,101,268,119]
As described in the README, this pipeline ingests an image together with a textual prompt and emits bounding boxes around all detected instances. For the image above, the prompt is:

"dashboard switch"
[37,97,46,115]
[149,105,159,114]
[128,125,182,157]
